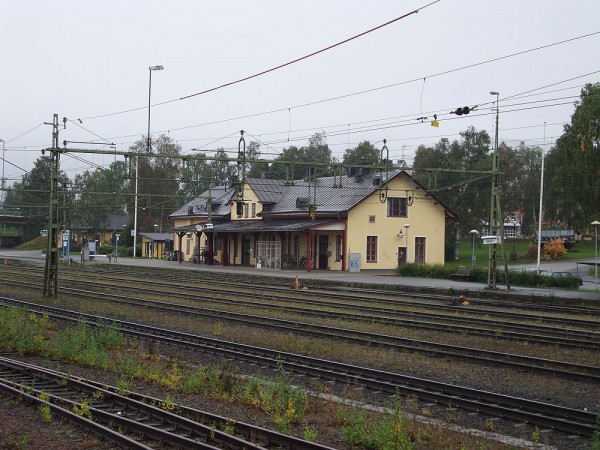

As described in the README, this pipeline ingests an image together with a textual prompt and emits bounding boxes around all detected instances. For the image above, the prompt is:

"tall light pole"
[470,229,479,267]
[536,122,546,274]
[404,224,411,263]
[134,65,164,258]
[0,138,5,203]
[593,220,600,291]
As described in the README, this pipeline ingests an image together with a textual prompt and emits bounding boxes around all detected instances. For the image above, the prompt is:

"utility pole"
[487,92,500,290]
[43,114,61,297]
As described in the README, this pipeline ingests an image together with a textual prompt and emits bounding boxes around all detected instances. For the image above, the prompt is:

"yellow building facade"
[169,170,454,271]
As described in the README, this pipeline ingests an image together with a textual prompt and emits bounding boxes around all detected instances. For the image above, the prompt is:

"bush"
[542,238,567,260]
[525,242,538,259]
[98,244,114,255]
[396,264,581,289]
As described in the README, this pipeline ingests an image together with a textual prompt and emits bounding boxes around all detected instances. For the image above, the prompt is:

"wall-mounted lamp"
[397,231,404,239]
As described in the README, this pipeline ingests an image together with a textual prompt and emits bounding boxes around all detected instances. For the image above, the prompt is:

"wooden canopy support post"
[336,230,347,271]
[232,234,238,267]
[276,231,287,270]
[306,231,314,272]
[222,232,229,266]
[206,232,214,265]
[175,231,186,263]
[194,230,202,264]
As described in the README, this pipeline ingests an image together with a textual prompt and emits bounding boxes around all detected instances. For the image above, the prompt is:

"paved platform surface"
[2,249,599,301]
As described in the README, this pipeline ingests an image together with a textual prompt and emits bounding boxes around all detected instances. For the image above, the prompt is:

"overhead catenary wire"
[7,71,595,182]
[91,82,595,156]
[101,71,597,153]
[79,1,440,122]
[74,19,598,125]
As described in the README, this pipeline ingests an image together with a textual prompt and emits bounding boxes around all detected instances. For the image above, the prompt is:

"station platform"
[1,249,599,302]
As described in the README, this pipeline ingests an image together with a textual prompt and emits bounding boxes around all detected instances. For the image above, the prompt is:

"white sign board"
[481,235,499,245]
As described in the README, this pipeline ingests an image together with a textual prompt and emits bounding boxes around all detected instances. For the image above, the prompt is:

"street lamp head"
[490,91,499,96]
[592,220,600,226]
[404,224,411,229]
[149,65,164,71]
[470,229,479,235]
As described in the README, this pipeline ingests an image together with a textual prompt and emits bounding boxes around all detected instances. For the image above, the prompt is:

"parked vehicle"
[549,271,583,286]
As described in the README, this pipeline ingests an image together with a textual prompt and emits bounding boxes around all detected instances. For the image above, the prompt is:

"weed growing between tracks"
[0,308,525,449]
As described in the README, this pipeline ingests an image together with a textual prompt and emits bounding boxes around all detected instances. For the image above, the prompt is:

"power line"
[80,1,440,121]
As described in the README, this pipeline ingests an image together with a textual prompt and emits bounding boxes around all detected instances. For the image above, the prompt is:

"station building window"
[366,236,377,262]
[387,197,407,217]
[415,237,426,263]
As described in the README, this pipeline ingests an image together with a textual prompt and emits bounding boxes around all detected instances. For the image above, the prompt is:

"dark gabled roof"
[264,169,405,215]
[170,168,456,221]
[169,186,235,219]
[246,178,287,204]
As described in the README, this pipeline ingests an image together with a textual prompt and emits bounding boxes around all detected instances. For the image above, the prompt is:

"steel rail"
[0,297,596,437]
[2,275,599,350]
[38,265,600,324]
[0,355,333,449]
[2,276,600,354]
[82,265,600,315]
[5,265,599,328]
[14,284,599,381]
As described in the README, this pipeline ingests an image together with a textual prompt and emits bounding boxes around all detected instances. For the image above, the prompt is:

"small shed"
[139,232,173,259]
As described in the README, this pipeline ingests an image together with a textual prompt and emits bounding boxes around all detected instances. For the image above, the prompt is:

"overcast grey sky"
[1,0,599,186]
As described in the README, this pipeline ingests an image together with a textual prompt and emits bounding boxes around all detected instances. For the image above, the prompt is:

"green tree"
[342,141,380,167]
[128,134,182,232]
[413,127,492,260]
[413,127,492,234]
[178,153,213,203]
[3,156,70,240]
[545,83,600,231]
[497,143,543,237]
[73,160,128,232]
[211,148,233,186]
[270,132,333,180]
[246,141,269,178]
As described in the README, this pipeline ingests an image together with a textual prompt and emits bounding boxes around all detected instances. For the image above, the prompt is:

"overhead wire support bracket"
[378,139,390,203]
[235,130,246,217]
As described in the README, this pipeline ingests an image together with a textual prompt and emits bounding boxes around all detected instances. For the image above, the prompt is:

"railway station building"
[169,168,455,271]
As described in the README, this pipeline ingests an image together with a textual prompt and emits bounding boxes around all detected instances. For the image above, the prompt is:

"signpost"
[115,234,120,263]
[481,235,499,245]
[61,230,70,265]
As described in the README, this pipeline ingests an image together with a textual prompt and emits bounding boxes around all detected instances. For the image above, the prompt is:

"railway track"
[0,296,596,438]
[82,265,600,314]
[3,272,600,351]
[0,355,333,449]
[3,278,599,382]
[6,263,600,323]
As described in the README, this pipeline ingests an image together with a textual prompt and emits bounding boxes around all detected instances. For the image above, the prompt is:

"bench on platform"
[451,267,471,281]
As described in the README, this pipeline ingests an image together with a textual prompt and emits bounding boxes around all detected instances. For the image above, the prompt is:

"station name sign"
[481,235,499,245]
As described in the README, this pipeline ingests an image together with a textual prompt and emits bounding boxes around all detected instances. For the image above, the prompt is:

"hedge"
[396,264,581,289]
